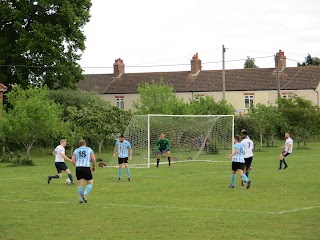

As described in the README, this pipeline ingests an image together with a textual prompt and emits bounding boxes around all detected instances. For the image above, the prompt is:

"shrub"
[9,157,35,167]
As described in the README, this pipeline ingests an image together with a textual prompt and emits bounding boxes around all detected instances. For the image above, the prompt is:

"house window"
[195,96,201,102]
[116,97,124,109]
[282,93,292,99]
[194,93,205,102]
[244,95,254,109]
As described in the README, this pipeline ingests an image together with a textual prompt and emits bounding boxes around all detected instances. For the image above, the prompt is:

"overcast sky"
[79,0,320,74]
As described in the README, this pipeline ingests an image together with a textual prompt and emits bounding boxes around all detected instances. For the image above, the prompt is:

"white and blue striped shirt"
[73,146,94,167]
[232,143,245,163]
[115,140,132,158]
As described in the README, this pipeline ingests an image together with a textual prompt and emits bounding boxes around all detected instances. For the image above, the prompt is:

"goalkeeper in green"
[156,133,171,167]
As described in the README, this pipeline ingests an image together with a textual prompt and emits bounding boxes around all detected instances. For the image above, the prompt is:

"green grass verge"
[0,143,319,239]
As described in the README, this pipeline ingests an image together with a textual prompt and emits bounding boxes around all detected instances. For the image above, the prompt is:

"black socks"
[68,173,73,183]
[157,158,171,166]
[279,160,283,169]
[283,159,288,167]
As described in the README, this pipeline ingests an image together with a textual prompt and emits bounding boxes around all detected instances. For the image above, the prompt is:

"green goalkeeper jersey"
[157,138,170,150]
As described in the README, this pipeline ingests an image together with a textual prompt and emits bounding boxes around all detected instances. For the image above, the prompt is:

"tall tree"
[67,100,131,157]
[48,89,104,117]
[249,103,278,150]
[244,56,259,68]
[1,86,62,160]
[277,96,320,146]
[48,89,132,155]
[298,54,320,66]
[133,79,188,115]
[188,96,234,115]
[0,0,92,89]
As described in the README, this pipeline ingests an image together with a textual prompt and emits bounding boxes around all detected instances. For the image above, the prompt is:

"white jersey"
[54,145,65,162]
[241,138,254,158]
[285,138,293,153]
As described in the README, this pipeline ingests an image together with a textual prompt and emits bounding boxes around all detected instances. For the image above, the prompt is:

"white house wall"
[101,89,319,111]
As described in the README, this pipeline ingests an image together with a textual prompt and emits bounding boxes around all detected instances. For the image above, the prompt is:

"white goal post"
[115,114,234,168]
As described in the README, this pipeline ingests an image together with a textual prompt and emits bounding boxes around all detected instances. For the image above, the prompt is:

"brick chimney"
[275,50,286,71]
[113,58,125,78]
[191,52,201,76]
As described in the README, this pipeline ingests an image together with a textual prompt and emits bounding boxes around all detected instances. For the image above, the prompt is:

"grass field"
[1,143,320,240]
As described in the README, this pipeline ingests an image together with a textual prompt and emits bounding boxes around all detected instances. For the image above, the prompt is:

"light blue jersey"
[115,140,132,158]
[232,143,245,163]
[73,146,94,167]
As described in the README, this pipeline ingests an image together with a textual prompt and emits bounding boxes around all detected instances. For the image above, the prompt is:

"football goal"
[112,114,234,168]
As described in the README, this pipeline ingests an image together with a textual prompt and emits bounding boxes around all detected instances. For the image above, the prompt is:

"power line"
[0,47,317,71]
[286,58,301,63]
[225,55,274,63]
[0,55,274,69]
[201,55,274,65]
[281,67,303,89]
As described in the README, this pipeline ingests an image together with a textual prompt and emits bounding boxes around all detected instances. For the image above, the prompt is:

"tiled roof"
[77,74,114,94]
[78,66,320,94]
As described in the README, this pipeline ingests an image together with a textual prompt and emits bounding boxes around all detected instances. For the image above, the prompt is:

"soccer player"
[241,129,253,170]
[241,130,254,186]
[278,132,293,170]
[228,135,251,189]
[156,133,171,167]
[113,134,132,182]
[47,139,74,184]
[72,140,96,204]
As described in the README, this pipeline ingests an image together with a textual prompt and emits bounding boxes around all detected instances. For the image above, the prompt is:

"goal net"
[111,114,234,168]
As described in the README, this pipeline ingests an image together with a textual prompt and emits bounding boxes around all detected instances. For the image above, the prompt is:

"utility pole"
[222,45,226,100]
[275,52,281,98]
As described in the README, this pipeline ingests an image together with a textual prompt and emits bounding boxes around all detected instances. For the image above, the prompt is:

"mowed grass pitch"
[0,144,320,240]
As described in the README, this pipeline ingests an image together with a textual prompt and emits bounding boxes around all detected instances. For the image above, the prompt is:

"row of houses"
[0,51,319,112]
[77,50,320,112]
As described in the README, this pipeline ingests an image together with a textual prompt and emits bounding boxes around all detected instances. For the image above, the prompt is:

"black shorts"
[118,157,128,164]
[158,149,169,154]
[76,167,93,181]
[244,157,253,168]
[55,162,68,173]
[282,151,291,157]
[232,162,246,171]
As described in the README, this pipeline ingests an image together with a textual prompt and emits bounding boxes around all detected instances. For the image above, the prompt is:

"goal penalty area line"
[1,198,319,216]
